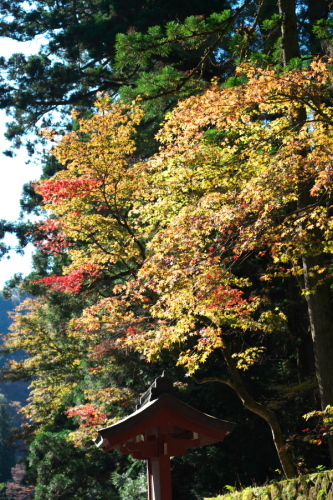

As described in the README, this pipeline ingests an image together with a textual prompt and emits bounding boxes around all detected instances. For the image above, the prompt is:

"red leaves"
[65,404,107,427]
[126,326,137,335]
[35,177,100,205]
[34,219,71,254]
[207,286,247,311]
[33,264,101,293]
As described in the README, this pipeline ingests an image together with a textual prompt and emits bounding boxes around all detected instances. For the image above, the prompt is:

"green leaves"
[115,10,234,72]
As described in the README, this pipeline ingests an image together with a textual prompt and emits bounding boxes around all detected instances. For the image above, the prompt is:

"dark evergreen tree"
[0,0,236,153]
[0,393,15,482]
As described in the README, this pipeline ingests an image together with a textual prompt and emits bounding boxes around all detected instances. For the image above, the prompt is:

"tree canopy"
[0,0,331,152]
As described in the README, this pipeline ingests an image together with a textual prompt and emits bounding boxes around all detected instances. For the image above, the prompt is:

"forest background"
[1,0,333,499]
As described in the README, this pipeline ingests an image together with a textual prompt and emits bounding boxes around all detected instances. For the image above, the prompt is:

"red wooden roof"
[95,393,234,454]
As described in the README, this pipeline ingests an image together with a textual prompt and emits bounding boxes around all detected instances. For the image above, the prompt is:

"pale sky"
[0,37,45,290]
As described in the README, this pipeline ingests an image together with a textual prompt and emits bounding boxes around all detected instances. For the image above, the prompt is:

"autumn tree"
[13,57,331,476]
[127,59,333,470]
[278,0,333,459]
[1,0,331,257]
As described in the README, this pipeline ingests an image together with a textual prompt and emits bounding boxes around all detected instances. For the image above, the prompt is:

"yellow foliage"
[8,61,333,431]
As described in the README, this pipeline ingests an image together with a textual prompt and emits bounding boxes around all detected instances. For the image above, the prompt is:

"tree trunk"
[302,254,333,461]
[279,0,333,463]
[277,0,300,65]
[302,256,333,408]
[286,276,315,382]
[306,0,331,56]
[297,173,333,462]
[193,341,297,478]
[220,341,296,478]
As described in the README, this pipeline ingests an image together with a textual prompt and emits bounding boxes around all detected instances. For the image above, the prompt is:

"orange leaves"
[63,386,134,445]
[146,60,333,267]
[204,286,247,311]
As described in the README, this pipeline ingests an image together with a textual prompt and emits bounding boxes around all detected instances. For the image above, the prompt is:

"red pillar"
[147,449,172,500]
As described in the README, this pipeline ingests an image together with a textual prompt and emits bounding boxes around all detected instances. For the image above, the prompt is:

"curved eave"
[94,393,234,452]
